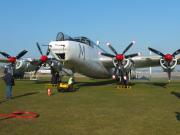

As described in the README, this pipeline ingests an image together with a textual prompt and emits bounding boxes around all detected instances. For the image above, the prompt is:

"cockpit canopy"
[56,32,95,47]
[56,32,74,41]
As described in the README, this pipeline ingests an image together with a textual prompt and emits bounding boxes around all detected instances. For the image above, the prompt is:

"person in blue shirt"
[2,68,15,99]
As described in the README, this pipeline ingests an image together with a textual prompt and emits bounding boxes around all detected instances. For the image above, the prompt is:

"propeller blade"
[107,43,118,55]
[101,53,115,58]
[168,71,171,83]
[46,47,50,56]
[172,49,180,57]
[36,42,43,55]
[34,66,41,75]
[122,41,135,54]
[125,53,139,59]
[113,64,119,75]
[0,51,11,58]
[16,50,28,59]
[50,65,56,74]
[148,47,164,57]
[34,61,43,75]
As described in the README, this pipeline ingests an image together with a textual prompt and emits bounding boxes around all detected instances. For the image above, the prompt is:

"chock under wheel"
[117,85,132,89]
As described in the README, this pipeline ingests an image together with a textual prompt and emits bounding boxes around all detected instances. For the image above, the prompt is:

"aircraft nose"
[49,41,69,61]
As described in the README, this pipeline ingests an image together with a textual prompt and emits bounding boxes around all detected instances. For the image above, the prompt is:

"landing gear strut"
[114,70,131,88]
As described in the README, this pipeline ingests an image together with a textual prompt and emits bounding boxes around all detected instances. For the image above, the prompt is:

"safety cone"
[48,88,52,96]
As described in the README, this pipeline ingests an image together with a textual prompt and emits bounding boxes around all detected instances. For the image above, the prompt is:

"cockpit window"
[56,32,94,47]
[56,32,73,41]
[74,37,93,47]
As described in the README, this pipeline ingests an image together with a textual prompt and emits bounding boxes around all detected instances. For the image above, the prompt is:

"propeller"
[34,42,52,74]
[101,41,138,59]
[172,49,180,57]
[148,47,164,57]
[0,50,28,75]
[148,47,180,62]
[148,47,180,82]
[101,41,139,75]
[0,50,28,64]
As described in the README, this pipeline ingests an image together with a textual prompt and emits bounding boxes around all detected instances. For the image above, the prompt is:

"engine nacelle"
[113,58,133,72]
[49,60,63,73]
[15,60,26,70]
[160,58,177,72]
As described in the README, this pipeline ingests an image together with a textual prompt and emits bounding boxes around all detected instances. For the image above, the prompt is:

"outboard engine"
[0,50,28,76]
[160,58,177,72]
[15,60,25,70]
[148,47,180,82]
[14,60,28,79]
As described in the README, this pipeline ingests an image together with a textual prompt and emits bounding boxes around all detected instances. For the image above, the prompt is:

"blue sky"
[0,0,180,57]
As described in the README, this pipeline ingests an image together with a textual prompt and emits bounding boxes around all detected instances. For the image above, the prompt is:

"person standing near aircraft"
[2,68,15,99]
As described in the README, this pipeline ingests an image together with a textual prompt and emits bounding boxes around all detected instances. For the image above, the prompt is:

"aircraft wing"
[29,59,41,65]
[132,56,161,68]
[99,56,114,68]
[100,55,180,69]
[133,55,180,68]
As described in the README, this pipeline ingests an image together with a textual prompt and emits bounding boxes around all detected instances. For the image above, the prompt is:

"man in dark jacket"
[2,68,15,99]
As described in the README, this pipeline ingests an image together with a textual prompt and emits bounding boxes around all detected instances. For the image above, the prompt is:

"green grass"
[0,77,180,135]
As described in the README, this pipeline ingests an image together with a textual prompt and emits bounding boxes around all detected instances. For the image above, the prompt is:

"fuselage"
[49,36,113,78]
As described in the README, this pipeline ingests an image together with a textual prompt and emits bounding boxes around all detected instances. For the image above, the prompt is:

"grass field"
[0,77,180,135]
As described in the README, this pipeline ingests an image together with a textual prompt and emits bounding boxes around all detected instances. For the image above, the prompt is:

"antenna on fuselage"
[149,50,152,80]
[96,41,100,45]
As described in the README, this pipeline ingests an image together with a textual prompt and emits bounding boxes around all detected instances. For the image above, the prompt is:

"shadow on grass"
[145,82,168,88]
[0,92,39,104]
[35,80,50,84]
[77,79,116,87]
[175,112,180,121]
[0,99,8,104]
[171,91,180,99]
[12,92,40,99]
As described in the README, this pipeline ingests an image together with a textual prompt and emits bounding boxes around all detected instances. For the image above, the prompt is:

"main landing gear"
[113,71,132,89]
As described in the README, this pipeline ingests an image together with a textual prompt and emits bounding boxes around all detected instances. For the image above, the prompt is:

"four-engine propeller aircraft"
[48,32,180,84]
[0,32,180,85]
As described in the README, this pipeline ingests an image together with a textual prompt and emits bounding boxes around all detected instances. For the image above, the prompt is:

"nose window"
[56,53,65,59]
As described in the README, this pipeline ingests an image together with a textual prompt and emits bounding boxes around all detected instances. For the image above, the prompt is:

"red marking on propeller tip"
[116,54,124,61]
[40,55,48,63]
[8,57,16,63]
[164,54,173,62]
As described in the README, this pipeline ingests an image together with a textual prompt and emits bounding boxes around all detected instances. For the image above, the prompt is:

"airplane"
[0,32,180,85]
[48,32,180,84]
